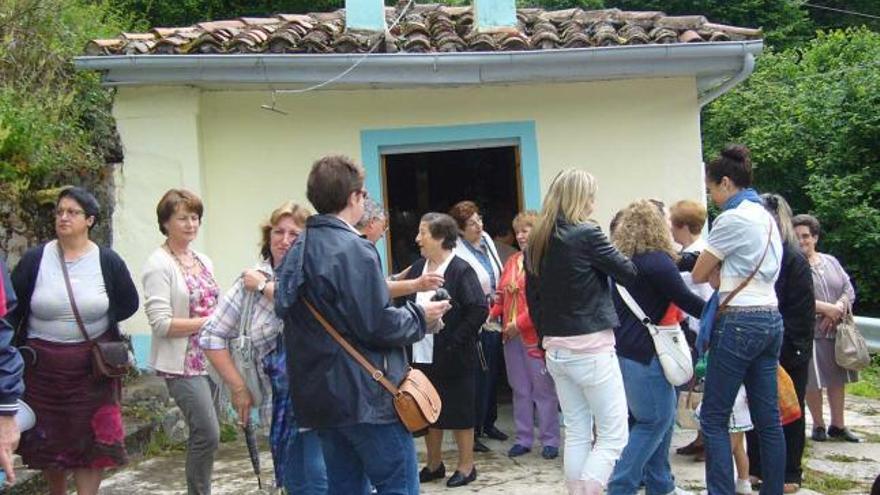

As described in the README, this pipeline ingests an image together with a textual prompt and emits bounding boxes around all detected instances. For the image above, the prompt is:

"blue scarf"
[695,187,763,356]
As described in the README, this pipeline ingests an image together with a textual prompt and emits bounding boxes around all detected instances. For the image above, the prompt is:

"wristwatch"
[257,279,268,294]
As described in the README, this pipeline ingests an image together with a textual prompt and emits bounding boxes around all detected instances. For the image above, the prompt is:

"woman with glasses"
[200,201,327,494]
[449,201,507,452]
[142,189,220,495]
[8,187,139,495]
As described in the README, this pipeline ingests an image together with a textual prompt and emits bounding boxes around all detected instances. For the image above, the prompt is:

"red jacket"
[489,252,539,349]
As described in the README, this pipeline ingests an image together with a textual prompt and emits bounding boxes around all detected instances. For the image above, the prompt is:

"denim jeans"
[700,309,784,495]
[546,349,628,487]
[317,422,419,495]
[607,356,676,495]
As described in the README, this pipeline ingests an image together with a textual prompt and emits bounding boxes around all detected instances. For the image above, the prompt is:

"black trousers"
[746,358,809,484]
[475,330,502,432]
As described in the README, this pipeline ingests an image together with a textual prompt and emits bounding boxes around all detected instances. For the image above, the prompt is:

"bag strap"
[615,284,658,335]
[303,299,401,397]
[717,221,773,314]
[57,242,93,344]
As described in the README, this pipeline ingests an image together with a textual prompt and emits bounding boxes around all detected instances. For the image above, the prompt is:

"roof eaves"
[74,40,763,95]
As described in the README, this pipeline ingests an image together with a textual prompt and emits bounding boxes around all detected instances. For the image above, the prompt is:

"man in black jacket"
[275,155,450,495]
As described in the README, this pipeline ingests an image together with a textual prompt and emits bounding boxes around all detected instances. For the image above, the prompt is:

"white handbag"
[616,284,694,386]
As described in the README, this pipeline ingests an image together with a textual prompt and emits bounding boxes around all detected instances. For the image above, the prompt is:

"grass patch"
[143,430,186,457]
[219,422,239,443]
[802,468,863,494]
[856,430,880,443]
[846,355,880,399]
[824,453,865,463]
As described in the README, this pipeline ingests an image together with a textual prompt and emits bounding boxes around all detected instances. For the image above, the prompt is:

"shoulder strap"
[303,299,400,397]
[615,284,657,335]
[57,243,93,344]
[717,221,773,313]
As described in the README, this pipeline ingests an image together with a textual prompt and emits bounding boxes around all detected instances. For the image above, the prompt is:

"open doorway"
[383,145,522,274]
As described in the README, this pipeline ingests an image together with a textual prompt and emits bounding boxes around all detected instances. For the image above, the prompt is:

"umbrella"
[242,422,262,490]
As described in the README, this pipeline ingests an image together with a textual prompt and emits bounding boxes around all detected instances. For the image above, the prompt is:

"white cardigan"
[453,231,503,297]
[142,246,214,374]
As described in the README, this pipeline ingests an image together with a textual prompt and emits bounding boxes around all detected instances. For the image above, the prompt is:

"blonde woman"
[200,201,327,494]
[525,169,637,495]
[606,200,705,495]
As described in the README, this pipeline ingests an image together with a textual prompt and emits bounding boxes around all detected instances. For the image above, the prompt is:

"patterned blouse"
[165,255,219,377]
[199,260,281,422]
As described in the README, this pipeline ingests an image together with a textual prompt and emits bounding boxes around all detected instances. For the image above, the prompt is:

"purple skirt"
[18,337,127,470]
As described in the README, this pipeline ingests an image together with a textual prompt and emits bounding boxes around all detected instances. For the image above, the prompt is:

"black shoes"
[811,426,828,442]
[541,446,559,460]
[446,467,477,487]
[827,425,861,442]
[483,425,509,441]
[419,462,446,483]
[473,438,490,452]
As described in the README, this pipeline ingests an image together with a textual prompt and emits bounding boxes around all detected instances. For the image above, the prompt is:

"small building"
[76,0,762,365]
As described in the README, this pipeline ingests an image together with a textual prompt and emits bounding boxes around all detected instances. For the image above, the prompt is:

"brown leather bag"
[58,243,132,380]
[304,299,441,432]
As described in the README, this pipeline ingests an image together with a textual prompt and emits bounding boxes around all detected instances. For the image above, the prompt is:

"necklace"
[165,242,197,271]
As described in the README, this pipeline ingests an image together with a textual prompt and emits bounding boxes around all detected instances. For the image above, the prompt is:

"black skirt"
[414,363,475,430]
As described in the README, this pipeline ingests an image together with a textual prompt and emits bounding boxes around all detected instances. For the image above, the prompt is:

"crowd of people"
[0,145,868,495]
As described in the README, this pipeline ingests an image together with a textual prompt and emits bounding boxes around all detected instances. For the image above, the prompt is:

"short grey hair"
[355,198,386,230]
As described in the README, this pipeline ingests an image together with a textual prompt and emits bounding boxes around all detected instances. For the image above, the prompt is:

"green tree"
[702,28,880,314]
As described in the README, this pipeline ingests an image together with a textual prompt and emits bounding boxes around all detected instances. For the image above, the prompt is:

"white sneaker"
[736,478,753,494]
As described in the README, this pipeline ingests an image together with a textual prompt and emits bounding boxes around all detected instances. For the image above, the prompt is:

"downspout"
[698,52,755,108]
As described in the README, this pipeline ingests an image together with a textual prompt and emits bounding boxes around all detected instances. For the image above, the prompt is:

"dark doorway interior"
[384,146,521,274]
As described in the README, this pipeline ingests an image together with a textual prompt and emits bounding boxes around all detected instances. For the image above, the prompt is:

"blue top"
[0,259,23,415]
[463,238,497,292]
[613,251,706,365]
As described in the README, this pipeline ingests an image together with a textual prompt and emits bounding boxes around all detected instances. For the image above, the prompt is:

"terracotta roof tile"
[85,6,761,56]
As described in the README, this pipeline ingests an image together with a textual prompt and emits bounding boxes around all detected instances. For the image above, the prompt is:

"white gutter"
[698,52,755,107]
[74,40,763,98]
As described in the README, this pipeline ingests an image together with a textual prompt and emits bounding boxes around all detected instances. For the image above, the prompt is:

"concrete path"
[97,395,880,494]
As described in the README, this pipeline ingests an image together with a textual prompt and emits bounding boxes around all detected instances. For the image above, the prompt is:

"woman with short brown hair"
[143,188,220,495]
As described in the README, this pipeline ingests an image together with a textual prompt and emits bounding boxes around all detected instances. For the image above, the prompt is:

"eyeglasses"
[55,208,85,218]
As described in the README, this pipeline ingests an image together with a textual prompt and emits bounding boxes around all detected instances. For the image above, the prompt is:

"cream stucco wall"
[113,77,705,336]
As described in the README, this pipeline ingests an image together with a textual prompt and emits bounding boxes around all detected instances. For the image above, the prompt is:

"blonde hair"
[260,201,312,262]
[527,169,598,275]
[613,199,678,259]
[512,210,539,231]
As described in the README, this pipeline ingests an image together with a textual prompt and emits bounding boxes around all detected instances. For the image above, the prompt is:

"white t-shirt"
[411,254,454,364]
[705,200,782,307]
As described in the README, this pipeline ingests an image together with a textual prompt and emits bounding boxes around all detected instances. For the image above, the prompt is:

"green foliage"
[847,354,880,399]
[702,28,880,314]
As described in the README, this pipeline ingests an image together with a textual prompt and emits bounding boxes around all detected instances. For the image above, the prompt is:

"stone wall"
[0,163,117,268]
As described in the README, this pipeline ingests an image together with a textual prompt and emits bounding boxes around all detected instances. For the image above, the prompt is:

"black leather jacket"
[526,217,638,339]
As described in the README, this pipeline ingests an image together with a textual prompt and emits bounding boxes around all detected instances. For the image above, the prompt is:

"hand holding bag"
[616,284,693,386]
[58,243,132,380]
[834,300,870,371]
[303,299,442,432]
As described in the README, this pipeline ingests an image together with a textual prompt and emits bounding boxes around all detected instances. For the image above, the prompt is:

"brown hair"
[421,212,459,251]
[306,155,364,214]
[260,201,312,261]
[448,200,480,231]
[706,144,753,188]
[613,199,678,260]
[512,210,538,231]
[792,213,821,238]
[670,200,707,235]
[156,189,204,235]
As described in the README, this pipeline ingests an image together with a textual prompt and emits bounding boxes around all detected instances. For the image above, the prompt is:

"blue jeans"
[318,422,419,495]
[266,341,327,494]
[607,356,676,495]
[701,309,784,495]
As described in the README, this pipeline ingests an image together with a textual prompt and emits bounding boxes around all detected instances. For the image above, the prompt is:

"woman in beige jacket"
[142,189,220,495]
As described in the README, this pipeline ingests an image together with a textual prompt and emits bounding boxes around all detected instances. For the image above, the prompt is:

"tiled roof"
[84,5,761,56]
